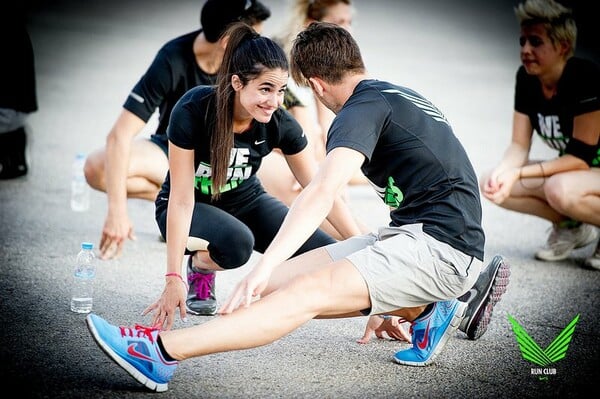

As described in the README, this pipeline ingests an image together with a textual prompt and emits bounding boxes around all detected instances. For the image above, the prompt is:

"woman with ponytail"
[147,22,362,326]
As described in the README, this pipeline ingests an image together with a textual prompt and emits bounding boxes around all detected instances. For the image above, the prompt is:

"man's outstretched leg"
[86,258,371,392]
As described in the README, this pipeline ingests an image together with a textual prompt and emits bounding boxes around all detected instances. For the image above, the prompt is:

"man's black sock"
[415,303,435,320]
[157,335,177,362]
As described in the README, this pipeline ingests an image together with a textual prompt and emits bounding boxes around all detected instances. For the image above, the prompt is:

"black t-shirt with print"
[123,30,217,137]
[327,79,485,260]
[158,85,307,208]
[514,57,600,161]
[122,30,304,139]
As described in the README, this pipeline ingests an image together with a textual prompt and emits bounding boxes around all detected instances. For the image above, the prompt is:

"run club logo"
[508,314,579,381]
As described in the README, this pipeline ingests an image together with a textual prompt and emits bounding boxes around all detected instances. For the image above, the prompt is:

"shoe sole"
[86,315,168,392]
[393,301,467,367]
[462,255,510,340]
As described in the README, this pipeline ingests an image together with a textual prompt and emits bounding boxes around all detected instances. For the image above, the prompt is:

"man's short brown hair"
[290,22,365,87]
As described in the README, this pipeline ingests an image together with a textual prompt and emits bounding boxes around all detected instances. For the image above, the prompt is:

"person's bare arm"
[99,109,146,259]
[144,142,195,330]
[285,148,364,239]
[220,147,365,313]
[500,111,534,170]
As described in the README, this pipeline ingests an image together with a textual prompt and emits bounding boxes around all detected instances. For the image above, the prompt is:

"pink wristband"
[165,272,188,289]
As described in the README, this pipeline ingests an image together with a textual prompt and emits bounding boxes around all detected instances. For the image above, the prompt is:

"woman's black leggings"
[156,191,335,269]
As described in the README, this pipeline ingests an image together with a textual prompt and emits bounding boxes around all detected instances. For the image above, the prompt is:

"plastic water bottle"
[71,153,90,212]
[70,242,96,313]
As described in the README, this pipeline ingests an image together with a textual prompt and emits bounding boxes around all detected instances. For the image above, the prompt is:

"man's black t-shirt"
[327,79,485,260]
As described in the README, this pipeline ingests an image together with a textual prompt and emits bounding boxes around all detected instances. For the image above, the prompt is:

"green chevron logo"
[508,314,579,380]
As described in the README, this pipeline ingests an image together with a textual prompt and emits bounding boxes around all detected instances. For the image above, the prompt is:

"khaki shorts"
[325,223,482,315]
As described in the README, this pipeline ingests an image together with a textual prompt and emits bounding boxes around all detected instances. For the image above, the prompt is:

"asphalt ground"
[1,1,598,398]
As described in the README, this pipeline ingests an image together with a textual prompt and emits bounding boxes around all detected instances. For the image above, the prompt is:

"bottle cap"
[81,242,94,250]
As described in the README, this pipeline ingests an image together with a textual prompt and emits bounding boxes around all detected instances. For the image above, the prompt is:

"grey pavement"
[1,0,599,397]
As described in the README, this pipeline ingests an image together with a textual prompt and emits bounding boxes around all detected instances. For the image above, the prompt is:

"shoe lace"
[188,272,215,300]
[119,324,161,343]
[406,319,415,335]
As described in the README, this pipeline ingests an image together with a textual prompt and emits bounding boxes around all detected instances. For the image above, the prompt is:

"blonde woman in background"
[480,0,600,268]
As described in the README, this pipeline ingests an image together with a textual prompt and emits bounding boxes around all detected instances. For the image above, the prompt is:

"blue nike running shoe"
[86,313,177,392]
[393,299,467,366]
